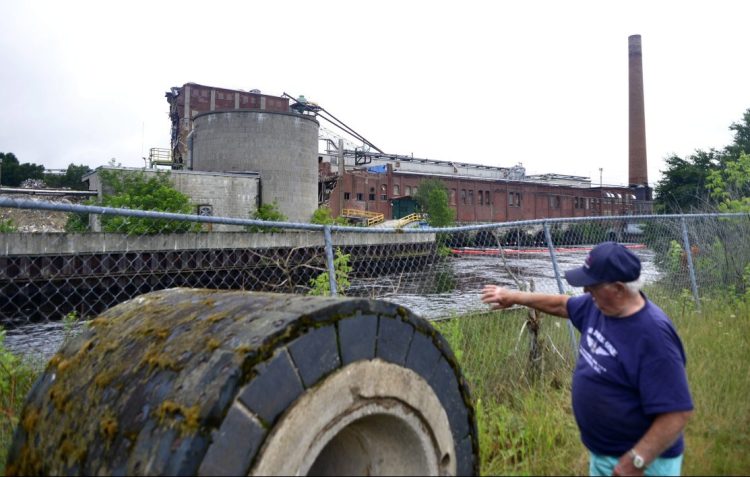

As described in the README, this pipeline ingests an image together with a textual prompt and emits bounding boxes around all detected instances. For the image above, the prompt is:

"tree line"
[0,152,91,190]
[654,108,750,213]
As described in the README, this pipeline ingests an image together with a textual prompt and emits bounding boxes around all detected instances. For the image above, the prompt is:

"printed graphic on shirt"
[579,327,618,374]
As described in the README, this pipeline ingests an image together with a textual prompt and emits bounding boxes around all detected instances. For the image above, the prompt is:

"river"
[3,246,659,361]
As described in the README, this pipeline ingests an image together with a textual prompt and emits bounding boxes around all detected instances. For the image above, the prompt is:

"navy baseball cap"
[564,241,641,287]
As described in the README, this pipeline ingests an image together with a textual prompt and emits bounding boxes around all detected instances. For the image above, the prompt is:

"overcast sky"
[2,0,749,187]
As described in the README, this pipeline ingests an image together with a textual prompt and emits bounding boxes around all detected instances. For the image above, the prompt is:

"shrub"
[308,248,352,296]
[247,201,288,233]
[0,218,16,233]
[65,170,196,234]
[310,206,348,226]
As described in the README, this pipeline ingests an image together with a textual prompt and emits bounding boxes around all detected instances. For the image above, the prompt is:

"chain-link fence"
[2,196,749,367]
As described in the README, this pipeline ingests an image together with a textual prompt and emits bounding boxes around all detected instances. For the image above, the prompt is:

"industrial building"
[140,35,652,226]
[319,151,649,223]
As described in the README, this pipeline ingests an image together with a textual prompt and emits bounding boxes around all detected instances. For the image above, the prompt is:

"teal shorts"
[589,452,683,476]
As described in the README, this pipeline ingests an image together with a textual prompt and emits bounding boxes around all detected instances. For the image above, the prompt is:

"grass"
[0,331,41,474]
[436,308,588,475]
[1,288,749,475]
[659,292,750,475]
[437,287,750,475]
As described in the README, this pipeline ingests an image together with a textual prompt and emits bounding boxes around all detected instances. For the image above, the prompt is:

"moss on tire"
[6,288,478,476]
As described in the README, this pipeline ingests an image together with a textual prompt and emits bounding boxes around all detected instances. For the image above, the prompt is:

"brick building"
[160,78,652,225]
[165,83,291,168]
[320,154,651,224]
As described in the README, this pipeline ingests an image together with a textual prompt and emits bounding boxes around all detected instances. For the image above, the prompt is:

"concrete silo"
[189,110,319,223]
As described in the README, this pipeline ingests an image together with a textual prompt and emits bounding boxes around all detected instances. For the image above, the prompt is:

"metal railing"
[340,208,385,226]
[395,213,425,228]
[148,147,175,168]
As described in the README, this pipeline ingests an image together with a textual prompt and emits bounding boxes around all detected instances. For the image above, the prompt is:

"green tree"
[0,153,45,187]
[725,109,750,161]
[707,152,750,212]
[654,108,750,213]
[44,164,92,190]
[414,179,455,227]
[247,201,287,232]
[654,151,719,213]
[310,206,348,225]
[65,170,195,234]
[680,150,750,294]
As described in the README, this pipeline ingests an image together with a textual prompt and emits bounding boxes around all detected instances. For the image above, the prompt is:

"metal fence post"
[680,217,700,308]
[544,222,578,356]
[323,225,338,296]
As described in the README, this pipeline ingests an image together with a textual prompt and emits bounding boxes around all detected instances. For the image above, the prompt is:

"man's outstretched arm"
[481,285,570,318]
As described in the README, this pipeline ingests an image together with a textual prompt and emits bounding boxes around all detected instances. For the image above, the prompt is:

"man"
[481,242,693,476]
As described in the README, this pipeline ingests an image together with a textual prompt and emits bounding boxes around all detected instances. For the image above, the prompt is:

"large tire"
[6,288,478,476]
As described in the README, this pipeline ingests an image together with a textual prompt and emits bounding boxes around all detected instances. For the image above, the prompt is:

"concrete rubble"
[0,193,85,233]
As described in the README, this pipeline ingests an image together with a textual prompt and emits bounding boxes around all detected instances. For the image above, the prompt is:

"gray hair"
[622,277,644,294]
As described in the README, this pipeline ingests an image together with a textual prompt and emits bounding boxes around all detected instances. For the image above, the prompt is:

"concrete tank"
[190,110,319,223]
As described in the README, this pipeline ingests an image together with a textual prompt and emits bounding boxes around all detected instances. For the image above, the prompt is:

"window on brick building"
[484,191,490,206]
[369,188,376,201]
[549,196,561,209]
[344,192,350,200]
[461,189,467,204]
[356,193,364,201]
[468,190,474,205]
[405,186,412,196]
[450,189,456,205]
[478,191,484,205]
[393,184,400,196]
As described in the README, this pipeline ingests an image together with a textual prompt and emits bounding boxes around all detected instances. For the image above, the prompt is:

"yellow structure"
[341,208,385,226]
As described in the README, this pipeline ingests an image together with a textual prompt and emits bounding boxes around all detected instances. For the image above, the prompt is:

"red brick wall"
[325,166,646,222]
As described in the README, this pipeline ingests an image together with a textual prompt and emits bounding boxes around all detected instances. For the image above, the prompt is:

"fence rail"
[3,196,749,361]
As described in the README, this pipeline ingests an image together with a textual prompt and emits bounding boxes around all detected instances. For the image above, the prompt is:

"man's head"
[565,242,643,316]
[565,241,641,287]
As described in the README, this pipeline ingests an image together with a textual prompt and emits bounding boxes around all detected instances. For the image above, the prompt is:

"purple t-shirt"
[566,293,693,457]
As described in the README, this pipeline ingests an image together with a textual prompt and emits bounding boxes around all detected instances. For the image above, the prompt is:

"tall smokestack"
[628,34,648,187]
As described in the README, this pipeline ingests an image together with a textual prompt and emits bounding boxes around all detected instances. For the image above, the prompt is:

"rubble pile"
[0,194,85,232]
[20,178,48,189]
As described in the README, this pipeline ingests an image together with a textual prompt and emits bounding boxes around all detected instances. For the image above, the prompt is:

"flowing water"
[374,247,660,320]
[4,247,660,361]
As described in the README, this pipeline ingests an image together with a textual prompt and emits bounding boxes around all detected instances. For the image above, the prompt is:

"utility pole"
[0,158,3,188]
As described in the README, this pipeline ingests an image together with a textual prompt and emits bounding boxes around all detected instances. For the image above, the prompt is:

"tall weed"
[658,292,750,475]
[0,329,39,473]
[439,289,750,475]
